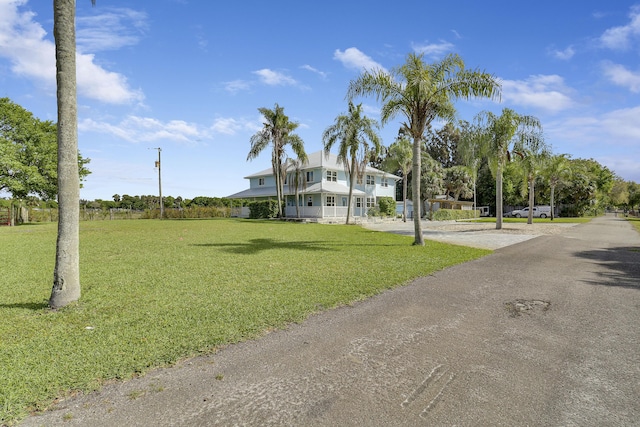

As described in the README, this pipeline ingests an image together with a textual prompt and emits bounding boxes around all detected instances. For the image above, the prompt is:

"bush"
[378,197,396,217]
[249,200,280,219]
[431,209,477,221]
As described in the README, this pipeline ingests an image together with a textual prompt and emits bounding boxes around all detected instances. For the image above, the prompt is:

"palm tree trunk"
[527,178,534,225]
[402,175,408,223]
[550,185,556,221]
[496,165,503,230]
[346,157,356,225]
[412,137,424,245]
[50,0,80,308]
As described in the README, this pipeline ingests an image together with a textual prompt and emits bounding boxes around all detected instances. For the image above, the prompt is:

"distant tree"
[285,154,309,219]
[425,122,462,169]
[542,154,571,220]
[471,108,543,229]
[347,52,500,245]
[248,103,306,218]
[421,152,444,216]
[627,181,640,213]
[517,144,550,224]
[383,135,412,222]
[323,102,382,225]
[443,165,474,201]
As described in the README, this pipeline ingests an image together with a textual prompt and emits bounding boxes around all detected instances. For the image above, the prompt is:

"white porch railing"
[232,205,368,219]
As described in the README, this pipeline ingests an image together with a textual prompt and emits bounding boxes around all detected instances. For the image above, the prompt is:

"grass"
[627,216,640,233]
[0,218,491,424]
[464,217,592,224]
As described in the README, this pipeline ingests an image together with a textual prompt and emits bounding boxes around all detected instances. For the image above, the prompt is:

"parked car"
[505,206,553,218]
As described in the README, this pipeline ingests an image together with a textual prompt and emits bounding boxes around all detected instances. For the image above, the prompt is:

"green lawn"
[465,217,592,224]
[0,219,490,424]
[627,217,640,233]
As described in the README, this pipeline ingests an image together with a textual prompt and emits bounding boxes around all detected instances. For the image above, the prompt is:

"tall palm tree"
[347,53,500,245]
[285,155,308,219]
[543,154,571,220]
[322,102,382,225]
[247,104,306,218]
[473,108,543,230]
[50,0,93,308]
[383,135,412,222]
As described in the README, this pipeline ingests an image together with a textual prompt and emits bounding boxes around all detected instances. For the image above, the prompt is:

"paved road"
[22,215,640,426]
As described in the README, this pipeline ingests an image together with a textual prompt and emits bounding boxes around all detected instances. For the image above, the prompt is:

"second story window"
[381,177,388,187]
[326,170,337,182]
[366,174,375,185]
[306,171,314,183]
[258,178,265,186]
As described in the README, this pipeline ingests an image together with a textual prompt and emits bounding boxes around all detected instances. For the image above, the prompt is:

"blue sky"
[1,0,639,201]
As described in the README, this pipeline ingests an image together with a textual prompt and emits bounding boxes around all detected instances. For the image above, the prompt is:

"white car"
[507,206,552,218]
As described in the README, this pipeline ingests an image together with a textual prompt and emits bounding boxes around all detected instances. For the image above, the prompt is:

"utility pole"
[152,147,163,219]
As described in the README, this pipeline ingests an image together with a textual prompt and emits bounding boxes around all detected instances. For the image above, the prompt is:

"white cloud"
[76,8,148,52]
[333,47,385,72]
[599,5,640,50]
[602,61,640,93]
[411,40,455,57]
[80,116,206,143]
[0,1,144,104]
[301,64,327,79]
[223,79,252,93]
[253,68,297,86]
[211,117,260,135]
[501,74,575,112]
[550,45,575,60]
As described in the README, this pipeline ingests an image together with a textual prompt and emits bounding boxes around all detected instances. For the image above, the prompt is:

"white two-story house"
[228,150,401,220]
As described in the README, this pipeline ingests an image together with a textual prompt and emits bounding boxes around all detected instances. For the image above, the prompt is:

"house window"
[326,170,337,182]
[326,196,335,206]
[366,175,375,185]
[306,171,314,183]
[367,197,376,207]
[356,175,363,185]
[356,197,362,208]
[307,196,313,206]
[381,177,388,187]
[258,178,265,186]
[341,197,348,207]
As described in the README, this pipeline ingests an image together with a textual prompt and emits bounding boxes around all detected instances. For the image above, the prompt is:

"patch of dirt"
[505,299,551,317]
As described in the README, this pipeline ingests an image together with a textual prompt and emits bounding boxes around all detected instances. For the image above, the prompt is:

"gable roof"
[245,150,401,180]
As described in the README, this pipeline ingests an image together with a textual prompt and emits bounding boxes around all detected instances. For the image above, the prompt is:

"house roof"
[245,150,401,180]
[227,181,365,199]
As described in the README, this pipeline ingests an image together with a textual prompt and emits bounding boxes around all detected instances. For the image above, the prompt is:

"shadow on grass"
[0,301,49,310]
[575,246,640,290]
[194,238,332,254]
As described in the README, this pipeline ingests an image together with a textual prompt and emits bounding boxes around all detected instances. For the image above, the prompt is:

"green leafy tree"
[347,52,500,245]
[248,103,306,218]
[383,135,412,222]
[472,108,543,229]
[425,122,462,168]
[322,102,382,225]
[443,165,474,201]
[421,152,444,217]
[516,144,550,224]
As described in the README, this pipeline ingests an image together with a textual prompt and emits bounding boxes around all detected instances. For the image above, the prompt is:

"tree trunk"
[346,157,355,225]
[550,185,556,221]
[50,0,80,308]
[412,137,424,245]
[402,175,407,223]
[496,165,503,230]
[527,178,534,225]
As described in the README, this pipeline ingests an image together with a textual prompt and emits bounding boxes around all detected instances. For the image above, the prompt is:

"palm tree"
[458,120,483,215]
[285,155,308,218]
[383,135,412,222]
[473,108,543,230]
[543,154,571,220]
[247,104,306,218]
[50,0,93,308]
[517,145,549,224]
[347,53,500,245]
[322,102,382,225]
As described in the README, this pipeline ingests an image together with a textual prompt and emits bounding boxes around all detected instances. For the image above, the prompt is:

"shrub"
[432,208,477,221]
[249,200,280,219]
[378,197,396,217]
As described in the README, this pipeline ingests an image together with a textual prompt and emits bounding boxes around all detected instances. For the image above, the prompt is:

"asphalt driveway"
[21,215,640,426]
